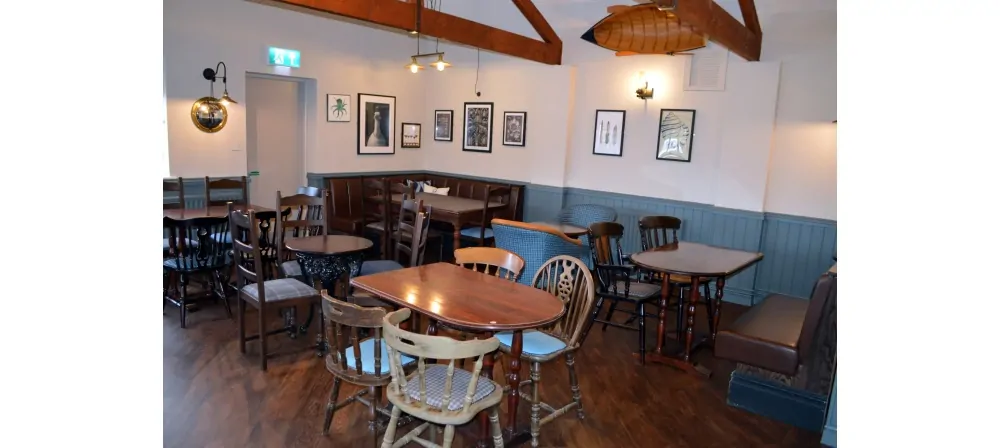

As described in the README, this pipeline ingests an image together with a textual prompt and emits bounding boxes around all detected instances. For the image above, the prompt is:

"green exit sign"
[268,47,300,68]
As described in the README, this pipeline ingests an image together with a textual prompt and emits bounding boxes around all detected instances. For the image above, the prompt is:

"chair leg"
[214,270,233,318]
[322,377,343,435]
[442,425,455,448]
[566,352,584,419]
[238,299,247,354]
[703,282,715,335]
[259,305,268,371]
[368,386,381,431]
[489,406,504,448]
[601,300,618,332]
[580,296,604,344]
[530,361,541,447]
[380,406,402,448]
[637,302,646,365]
[179,274,188,328]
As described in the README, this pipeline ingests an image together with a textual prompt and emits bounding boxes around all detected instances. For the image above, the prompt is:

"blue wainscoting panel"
[523,184,565,222]
[757,213,838,299]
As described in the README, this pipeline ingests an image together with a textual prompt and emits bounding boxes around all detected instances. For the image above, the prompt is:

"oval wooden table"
[528,222,588,238]
[163,204,274,220]
[351,262,566,447]
[631,242,763,377]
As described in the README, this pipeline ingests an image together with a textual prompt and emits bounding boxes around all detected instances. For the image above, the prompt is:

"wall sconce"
[203,61,237,106]
[635,71,654,100]
[190,61,237,133]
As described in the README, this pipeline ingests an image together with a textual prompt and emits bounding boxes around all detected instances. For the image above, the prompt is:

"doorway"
[245,74,307,205]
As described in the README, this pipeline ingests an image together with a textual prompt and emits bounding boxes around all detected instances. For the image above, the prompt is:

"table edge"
[284,236,373,255]
[629,251,764,278]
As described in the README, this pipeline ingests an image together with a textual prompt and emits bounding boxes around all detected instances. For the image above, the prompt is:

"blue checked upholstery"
[344,338,416,375]
[492,219,583,285]
[402,364,497,411]
[241,278,317,302]
[495,330,567,356]
[359,260,404,276]
[281,260,302,277]
[558,204,618,268]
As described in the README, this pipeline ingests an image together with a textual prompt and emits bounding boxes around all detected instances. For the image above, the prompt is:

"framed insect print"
[434,110,453,141]
[401,123,421,148]
[357,93,396,155]
[463,102,493,153]
[327,94,350,122]
[656,109,696,162]
[502,111,527,147]
[592,110,625,156]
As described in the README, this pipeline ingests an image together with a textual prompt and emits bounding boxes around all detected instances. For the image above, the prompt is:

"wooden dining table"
[389,193,505,251]
[162,204,274,220]
[630,242,763,377]
[351,262,565,446]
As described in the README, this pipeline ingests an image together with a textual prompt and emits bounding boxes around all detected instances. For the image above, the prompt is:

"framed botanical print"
[434,110,453,141]
[357,93,396,155]
[326,94,350,122]
[656,109,696,162]
[401,123,421,148]
[502,111,527,146]
[462,102,494,153]
[592,109,626,156]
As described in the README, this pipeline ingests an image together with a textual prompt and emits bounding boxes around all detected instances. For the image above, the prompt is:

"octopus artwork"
[330,98,347,118]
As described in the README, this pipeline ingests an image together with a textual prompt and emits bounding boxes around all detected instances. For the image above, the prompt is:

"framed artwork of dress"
[592,110,626,157]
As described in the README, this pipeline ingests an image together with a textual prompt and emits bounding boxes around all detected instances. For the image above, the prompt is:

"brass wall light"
[635,71,654,100]
[191,61,237,133]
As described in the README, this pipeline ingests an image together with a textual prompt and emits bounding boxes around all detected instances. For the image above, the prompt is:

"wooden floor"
[164,297,820,447]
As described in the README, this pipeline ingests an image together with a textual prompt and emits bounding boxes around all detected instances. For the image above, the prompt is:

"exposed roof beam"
[652,0,762,61]
[272,0,562,65]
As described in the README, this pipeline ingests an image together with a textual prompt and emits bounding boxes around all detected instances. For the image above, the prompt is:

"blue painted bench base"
[726,372,827,432]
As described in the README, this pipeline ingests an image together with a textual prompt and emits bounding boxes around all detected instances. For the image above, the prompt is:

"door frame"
[244,71,318,195]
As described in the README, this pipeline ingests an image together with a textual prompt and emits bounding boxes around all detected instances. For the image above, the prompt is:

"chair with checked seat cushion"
[275,189,329,280]
[494,255,596,448]
[380,308,505,448]
[358,198,432,276]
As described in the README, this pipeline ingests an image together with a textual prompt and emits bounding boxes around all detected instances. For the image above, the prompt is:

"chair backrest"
[274,190,328,265]
[454,247,525,281]
[163,216,230,269]
[296,185,322,197]
[361,178,389,224]
[491,218,583,285]
[206,176,249,207]
[638,215,682,250]
[531,255,595,350]
[321,291,391,384]
[163,177,186,210]
[797,272,837,361]
[558,204,618,228]
[587,222,633,297]
[382,308,500,415]
[229,208,266,298]
[392,199,430,267]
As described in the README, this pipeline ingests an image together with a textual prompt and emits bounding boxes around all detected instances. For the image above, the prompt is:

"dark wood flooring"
[164,296,820,447]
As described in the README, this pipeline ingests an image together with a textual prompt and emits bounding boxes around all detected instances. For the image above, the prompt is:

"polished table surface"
[528,222,588,238]
[389,192,504,214]
[284,235,372,255]
[163,204,274,220]
[630,242,763,277]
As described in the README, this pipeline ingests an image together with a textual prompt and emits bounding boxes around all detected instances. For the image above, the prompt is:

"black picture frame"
[502,111,527,147]
[462,102,494,153]
[433,110,453,141]
[357,93,396,155]
[655,108,696,163]
[592,109,626,157]
[401,122,421,148]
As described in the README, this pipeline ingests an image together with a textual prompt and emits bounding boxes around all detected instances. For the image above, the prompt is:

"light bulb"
[410,64,419,73]
[219,98,229,106]
[435,61,445,71]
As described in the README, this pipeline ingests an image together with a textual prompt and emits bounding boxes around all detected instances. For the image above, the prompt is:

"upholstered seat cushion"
[615,280,661,300]
[281,260,302,277]
[209,232,233,244]
[240,278,317,302]
[360,260,404,276]
[403,364,497,411]
[339,337,415,375]
[459,227,494,239]
[495,330,567,356]
[714,293,808,376]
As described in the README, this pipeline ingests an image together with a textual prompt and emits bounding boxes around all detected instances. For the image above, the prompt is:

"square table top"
[389,193,503,214]
[630,242,763,278]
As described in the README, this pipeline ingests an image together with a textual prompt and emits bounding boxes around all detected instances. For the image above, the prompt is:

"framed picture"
[357,93,396,155]
[656,109,696,162]
[502,111,527,146]
[434,110,453,141]
[592,110,626,156]
[463,102,494,153]
[326,94,350,122]
[401,123,421,148]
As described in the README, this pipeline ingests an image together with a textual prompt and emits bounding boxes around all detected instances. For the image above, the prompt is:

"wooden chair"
[495,255,596,447]
[230,208,323,371]
[320,290,417,441]
[586,222,661,364]
[206,176,249,207]
[454,247,525,281]
[359,198,432,276]
[163,177,186,210]
[491,219,583,285]
[459,186,511,247]
[274,190,328,280]
[162,216,232,328]
[361,178,391,259]
[380,308,506,448]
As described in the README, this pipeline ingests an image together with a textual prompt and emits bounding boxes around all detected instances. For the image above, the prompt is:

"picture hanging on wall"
[463,102,494,153]
[357,93,396,155]
[502,111,527,146]
[326,94,350,122]
[656,109,696,162]
[592,109,626,157]
[434,110,453,141]
[401,123,421,148]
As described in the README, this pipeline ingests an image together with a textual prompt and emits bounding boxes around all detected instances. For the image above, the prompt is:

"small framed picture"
[592,110,626,157]
[327,94,350,122]
[502,111,527,146]
[434,110,453,141]
[656,109,696,162]
[357,93,396,155]
[401,123,421,148]
[463,102,494,153]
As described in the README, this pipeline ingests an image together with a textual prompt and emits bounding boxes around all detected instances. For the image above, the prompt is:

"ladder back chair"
[380,308,506,448]
[586,222,662,364]
[361,178,391,258]
[163,177,186,210]
[230,208,323,371]
[205,176,249,207]
[162,215,232,328]
[275,190,328,280]
[359,198,432,276]
[459,185,512,247]
[494,255,596,448]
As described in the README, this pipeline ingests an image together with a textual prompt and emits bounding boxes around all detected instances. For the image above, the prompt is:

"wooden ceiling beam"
[652,0,762,61]
[272,0,562,65]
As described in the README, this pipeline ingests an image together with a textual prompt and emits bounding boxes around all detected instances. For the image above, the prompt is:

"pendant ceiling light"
[405,0,451,73]
[406,56,424,73]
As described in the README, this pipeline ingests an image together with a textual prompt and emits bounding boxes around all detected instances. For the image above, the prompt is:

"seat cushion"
[615,280,660,299]
[281,260,302,277]
[360,260,404,276]
[459,227,494,239]
[162,238,197,250]
[241,278,317,302]
[341,338,415,375]
[714,294,809,376]
[209,232,233,244]
[496,330,567,356]
[403,364,497,411]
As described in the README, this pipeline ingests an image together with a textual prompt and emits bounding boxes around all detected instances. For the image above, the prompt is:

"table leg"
[654,275,671,354]
[684,277,699,362]
[453,226,461,257]
[505,330,523,436]
[712,277,725,342]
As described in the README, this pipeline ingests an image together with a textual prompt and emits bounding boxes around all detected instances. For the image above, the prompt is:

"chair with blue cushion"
[491,219,584,285]
[358,199,432,276]
[558,204,618,266]
[163,215,232,328]
[459,185,512,247]
[494,255,595,448]
[320,291,416,442]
